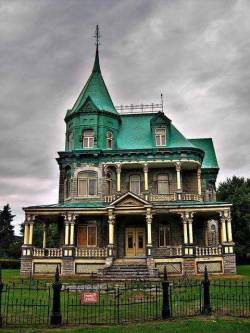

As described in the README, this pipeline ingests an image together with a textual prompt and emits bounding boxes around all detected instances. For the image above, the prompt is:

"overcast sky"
[1,0,250,234]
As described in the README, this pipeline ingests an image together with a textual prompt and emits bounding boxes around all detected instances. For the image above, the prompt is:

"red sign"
[80,292,99,304]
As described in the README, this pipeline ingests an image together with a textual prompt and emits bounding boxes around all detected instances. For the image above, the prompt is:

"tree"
[0,204,16,257]
[217,176,250,263]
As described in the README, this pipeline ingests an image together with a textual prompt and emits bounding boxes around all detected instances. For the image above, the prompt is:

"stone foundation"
[62,258,74,275]
[20,258,32,275]
[183,258,196,275]
[223,254,236,274]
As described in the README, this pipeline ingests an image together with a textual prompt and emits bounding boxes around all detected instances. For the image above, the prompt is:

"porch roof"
[24,201,108,209]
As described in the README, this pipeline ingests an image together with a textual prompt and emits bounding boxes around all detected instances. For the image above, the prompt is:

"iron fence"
[0,266,250,327]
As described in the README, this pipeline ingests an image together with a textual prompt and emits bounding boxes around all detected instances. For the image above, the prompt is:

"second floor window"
[130,175,141,194]
[83,129,94,148]
[78,171,98,196]
[155,128,166,146]
[65,166,71,198]
[157,174,170,194]
[106,131,113,149]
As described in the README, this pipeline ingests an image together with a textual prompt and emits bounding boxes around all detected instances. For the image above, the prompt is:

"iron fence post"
[50,266,62,326]
[202,265,212,315]
[162,266,170,319]
[0,265,3,327]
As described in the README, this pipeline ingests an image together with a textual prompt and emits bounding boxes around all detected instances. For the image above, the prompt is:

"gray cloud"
[0,0,250,233]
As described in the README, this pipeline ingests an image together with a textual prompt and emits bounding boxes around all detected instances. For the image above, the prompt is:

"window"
[65,167,71,198]
[83,129,94,148]
[130,175,141,194]
[157,174,170,194]
[77,224,97,247]
[67,132,73,150]
[106,131,113,149]
[78,171,98,196]
[155,128,166,146]
[159,225,170,247]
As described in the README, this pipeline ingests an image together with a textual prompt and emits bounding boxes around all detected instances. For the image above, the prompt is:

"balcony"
[103,192,203,203]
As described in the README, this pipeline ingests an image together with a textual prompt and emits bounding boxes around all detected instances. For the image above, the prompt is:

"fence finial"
[55,265,60,282]
[204,265,208,280]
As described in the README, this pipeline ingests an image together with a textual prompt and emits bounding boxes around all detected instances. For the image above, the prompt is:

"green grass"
[237,265,250,277]
[1,319,250,333]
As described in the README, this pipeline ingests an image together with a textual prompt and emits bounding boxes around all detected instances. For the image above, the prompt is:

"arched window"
[65,166,71,198]
[130,175,141,194]
[155,128,166,146]
[78,171,98,196]
[83,129,94,148]
[106,131,113,149]
[157,174,170,194]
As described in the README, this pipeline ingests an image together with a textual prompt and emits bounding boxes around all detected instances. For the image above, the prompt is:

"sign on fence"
[80,292,99,304]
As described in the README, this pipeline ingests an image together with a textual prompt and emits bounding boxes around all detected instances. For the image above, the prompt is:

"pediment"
[109,192,150,208]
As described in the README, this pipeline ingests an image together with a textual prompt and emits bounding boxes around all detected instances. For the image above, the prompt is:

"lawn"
[1,319,250,333]
[237,265,250,277]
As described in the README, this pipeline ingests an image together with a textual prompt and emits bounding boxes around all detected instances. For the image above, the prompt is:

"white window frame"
[77,171,98,197]
[155,128,166,146]
[83,129,94,148]
[130,175,141,194]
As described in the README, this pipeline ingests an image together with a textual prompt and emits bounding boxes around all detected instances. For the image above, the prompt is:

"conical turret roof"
[67,45,117,117]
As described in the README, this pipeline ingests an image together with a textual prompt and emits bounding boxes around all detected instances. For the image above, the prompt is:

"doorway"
[125,227,145,257]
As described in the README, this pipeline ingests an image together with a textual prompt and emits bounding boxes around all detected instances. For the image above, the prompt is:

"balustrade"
[195,246,222,256]
[75,247,108,258]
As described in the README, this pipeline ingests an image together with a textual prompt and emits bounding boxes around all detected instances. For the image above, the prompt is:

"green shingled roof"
[68,47,117,115]
[117,114,196,150]
[25,202,108,209]
[190,138,219,169]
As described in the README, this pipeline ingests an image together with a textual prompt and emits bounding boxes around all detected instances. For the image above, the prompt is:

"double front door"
[125,227,145,257]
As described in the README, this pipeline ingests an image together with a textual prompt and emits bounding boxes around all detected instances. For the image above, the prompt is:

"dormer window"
[106,131,113,149]
[155,128,166,146]
[83,129,94,148]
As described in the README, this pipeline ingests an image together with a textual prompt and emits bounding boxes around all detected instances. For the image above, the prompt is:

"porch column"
[197,166,202,197]
[108,209,115,257]
[70,219,75,246]
[188,219,193,244]
[116,164,121,192]
[146,208,152,256]
[42,223,47,248]
[144,164,149,191]
[64,222,70,245]
[183,220,188,244]
[28,222,34,245]
[227,216,233,242]
[176,162,182,200]
[23,223,29,245]
[220,217,227,243]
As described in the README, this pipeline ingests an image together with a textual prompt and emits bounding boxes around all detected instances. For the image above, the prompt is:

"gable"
[109,192,151,208]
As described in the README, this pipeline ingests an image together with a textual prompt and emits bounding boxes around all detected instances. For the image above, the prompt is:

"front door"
[125,227,145,257]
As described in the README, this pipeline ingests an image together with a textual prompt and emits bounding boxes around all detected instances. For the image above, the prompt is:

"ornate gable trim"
[108,192,151,208]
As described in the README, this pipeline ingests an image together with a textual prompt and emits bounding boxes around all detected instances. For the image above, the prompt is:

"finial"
[92,25,101,73]
[94,25,101,48]
[161,93,164,113]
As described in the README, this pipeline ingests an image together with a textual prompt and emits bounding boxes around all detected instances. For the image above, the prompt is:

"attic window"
[155,128,166,146]
[83,129,94,148]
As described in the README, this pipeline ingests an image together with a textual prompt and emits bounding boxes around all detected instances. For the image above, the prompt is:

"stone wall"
[223,254,236,274]
[20,257,32,275]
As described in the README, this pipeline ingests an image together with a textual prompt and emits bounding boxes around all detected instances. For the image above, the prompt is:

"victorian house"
[21,29,236,278]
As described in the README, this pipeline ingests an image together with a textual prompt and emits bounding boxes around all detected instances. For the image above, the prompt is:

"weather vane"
[94,25,101,47]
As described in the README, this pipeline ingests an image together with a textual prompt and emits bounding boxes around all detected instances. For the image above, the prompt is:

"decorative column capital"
[146,207,152,223]
[62,212,76,224]
[108,209,115,224]
[115,163,122,174]
[175,161,181,172]
[180,211,194,222]
[143,163,149,173]
[219,209,231,220]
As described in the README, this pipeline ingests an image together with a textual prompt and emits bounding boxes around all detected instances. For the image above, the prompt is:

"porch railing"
[75,247,108,258]
[33,248,62,257]
[195,246,222,256]
[103,192,203,203]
